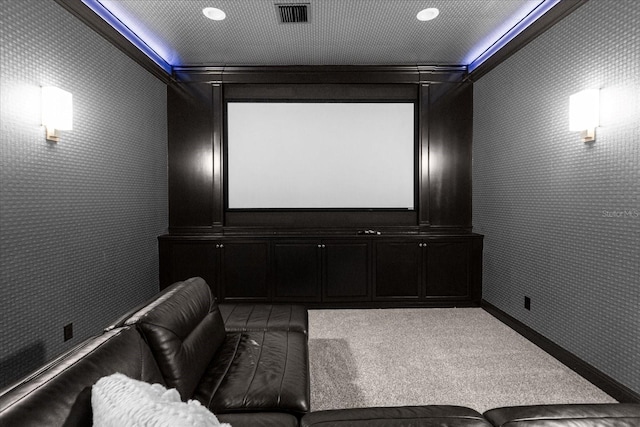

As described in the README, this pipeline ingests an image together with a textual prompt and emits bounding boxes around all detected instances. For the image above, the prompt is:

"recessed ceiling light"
[416,8,439,21]
[203,7,226,21]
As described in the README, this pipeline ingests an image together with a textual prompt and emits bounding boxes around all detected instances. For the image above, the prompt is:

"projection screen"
[226,102,415,209]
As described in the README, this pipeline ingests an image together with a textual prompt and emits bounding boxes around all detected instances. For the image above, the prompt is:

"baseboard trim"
[481,300,640,404]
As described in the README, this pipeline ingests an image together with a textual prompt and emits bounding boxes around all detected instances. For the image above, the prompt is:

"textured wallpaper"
[0,0,168,386]
[473,0,639,395]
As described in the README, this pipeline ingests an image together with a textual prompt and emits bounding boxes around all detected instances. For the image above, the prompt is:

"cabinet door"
[425,239,470,299]
[273,241,321,301]
[219,240,269,302]
[158,240,216,291]
[323,240,370,301]
[374,241,422,299]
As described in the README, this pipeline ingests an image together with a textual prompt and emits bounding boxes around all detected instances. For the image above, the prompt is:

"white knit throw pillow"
[92,373,231,427]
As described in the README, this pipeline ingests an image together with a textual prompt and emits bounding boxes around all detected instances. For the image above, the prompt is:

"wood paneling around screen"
[167,67,473,232]
[428,82,473,228]
[168,83,214,230]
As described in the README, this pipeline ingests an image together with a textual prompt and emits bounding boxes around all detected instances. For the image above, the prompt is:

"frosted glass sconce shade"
[569,88,599,142]
[42,86,73,142]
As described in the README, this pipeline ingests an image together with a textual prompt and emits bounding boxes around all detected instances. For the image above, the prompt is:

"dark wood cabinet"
[272,239,371,302]
[323,240,371,301]
[218,240,269,302]
[159,238,269,301]
[273,241,322,301]
[159,240,216,290]
[373,237,478,303]
[159,233,482,307]
[425,239,471,299]
[374,241,422,299]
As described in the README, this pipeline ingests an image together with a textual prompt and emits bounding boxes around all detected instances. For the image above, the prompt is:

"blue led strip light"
[467,0,562,72]
[81,0,172,74]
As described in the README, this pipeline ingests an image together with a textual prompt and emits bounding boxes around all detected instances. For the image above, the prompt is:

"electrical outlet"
[63,323,73,342]
[524,296,531,311]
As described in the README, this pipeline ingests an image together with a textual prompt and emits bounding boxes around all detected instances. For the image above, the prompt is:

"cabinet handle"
[216,244,224,249]
[318,244,326,248]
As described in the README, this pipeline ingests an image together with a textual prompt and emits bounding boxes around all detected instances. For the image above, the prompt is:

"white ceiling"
[96,0,547,68]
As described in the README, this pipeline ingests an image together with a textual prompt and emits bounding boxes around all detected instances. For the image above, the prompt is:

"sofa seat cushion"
[301,406,492,426]
[0,327,164,427]
[194,330,310,417]
[483,403,640,427]
[217,412,299,427]
[219,303,308,335]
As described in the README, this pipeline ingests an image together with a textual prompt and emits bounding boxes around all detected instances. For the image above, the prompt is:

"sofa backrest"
[124,276,226,400]
[483,403,640,427]
[104,279,185,332]
[0,327,163,427]
[219,303,309,335]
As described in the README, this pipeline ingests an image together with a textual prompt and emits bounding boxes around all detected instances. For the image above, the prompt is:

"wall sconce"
[569,88,599,143]
[41,86,73,142]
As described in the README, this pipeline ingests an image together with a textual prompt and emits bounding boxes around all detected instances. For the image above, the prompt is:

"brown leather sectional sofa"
[1,277,638,426]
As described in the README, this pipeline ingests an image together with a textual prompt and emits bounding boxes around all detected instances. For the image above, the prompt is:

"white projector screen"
[227,102,415,209]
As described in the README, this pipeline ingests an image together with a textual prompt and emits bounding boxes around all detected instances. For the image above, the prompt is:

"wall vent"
[276,4,309,23]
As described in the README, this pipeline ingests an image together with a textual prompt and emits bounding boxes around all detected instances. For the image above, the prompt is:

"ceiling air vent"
[276,4,309,23]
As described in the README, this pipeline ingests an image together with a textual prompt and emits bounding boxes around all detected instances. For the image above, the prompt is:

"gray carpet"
[308,308,616,412]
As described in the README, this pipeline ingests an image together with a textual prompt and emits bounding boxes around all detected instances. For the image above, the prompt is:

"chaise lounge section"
[120,278,309,419]
[1,276,638,426]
